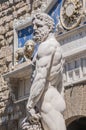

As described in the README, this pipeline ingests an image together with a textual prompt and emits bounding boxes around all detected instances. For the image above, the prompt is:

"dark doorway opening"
[67,117,86,130]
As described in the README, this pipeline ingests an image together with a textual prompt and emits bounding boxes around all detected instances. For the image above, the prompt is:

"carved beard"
[33,28,49,43]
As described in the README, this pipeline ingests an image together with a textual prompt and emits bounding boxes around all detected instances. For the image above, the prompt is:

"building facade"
[0,0,86,130]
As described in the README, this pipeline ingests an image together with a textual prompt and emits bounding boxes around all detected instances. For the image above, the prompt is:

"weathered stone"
[0,26,6,35]
[6,55,12,64]
[0,39,6,48]
[7,36,13,45]
[0,35,4,41]
[9,21,13,29]
[0,102,5,108]
[14,0,20,4]
[0,58,6,66]
[5,23,10,32]
[3,91,9,100]
[0,46,12,59]
[0,18,4,26]
[6,46,12,56]
[17,6,27,16]
[5,30,13,38]
[0,4,2,12]
[2,2,9,10]
[5,15,13,23]
[7,8,14,15]
[15,1,26,10]
[9,0,14,5]
[1,85,8,92]
[13,11,17,18]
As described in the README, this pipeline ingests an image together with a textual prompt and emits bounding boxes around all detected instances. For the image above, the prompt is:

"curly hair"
[32,13,55,32]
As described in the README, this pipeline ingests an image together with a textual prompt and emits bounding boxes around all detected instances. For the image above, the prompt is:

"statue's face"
[32,18,49,43]
[26,42,34,53]
[24,41,34,58]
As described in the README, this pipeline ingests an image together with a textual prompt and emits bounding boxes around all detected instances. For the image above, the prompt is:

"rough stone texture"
[64,84,86,125]
[0,0,33,129]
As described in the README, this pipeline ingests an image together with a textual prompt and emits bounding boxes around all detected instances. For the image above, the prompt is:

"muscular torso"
[37,35,63,89]
[36,35,66,112]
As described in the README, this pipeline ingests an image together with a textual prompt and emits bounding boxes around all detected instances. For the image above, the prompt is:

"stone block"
[5,30,13,38]
[2,2,9,10]
[0,4,2,12]
[5,23,10,32]
[0,58,6,66]
[1,46,8,58]
[15,1,26,10]
[14,0,20,4]
[1,85,8,92]
[6,55,12,64]
[0,18,4,26]
[9,0,14,5]
[17,6,27,16]
[0,26,6,35]
[7,7,14,15]
[13,11,17,18]
[0,35,4,40]
[9,21,13,29]
[3,91,9,100]
[7,36,13,45]
[5,15,13,23]
[0,39,6,48]
[0,102,5,108]
[6,46,12,56]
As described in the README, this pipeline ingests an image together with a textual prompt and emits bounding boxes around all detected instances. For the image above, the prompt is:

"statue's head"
[24,40,34,59]
[32,13,55,43]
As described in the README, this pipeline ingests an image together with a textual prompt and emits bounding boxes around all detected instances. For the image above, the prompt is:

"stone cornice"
[55,24,86,41]
[3,62,32,79]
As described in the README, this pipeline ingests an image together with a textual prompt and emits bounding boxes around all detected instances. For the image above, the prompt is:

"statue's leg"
[41,106,66,130]
[41,87,66,130]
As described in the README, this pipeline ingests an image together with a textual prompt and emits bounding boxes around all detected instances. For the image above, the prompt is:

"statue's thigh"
[42,87,66,112]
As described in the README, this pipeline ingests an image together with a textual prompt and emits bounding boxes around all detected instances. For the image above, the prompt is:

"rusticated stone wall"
[64,83,86,125]
[0,0,31,129]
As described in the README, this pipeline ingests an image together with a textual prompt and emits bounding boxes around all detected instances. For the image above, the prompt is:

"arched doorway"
[67,117,86,130]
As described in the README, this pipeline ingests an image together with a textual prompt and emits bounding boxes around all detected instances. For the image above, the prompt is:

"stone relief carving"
[60,0,83,30]
[15,40,34,64]
[21,13,66,130]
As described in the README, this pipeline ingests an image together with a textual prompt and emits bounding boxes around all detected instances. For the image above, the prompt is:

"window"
[75,60,80,68]
[68,61,75,71]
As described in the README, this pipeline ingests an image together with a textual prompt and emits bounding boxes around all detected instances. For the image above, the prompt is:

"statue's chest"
[37,43,51,58]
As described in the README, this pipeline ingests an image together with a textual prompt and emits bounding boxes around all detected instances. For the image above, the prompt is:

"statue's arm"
[27,51,52,110]
[26,57,50,111]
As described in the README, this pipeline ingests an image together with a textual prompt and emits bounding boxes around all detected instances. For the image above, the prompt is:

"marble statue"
[15,40,34,64]
[21,13,66,130]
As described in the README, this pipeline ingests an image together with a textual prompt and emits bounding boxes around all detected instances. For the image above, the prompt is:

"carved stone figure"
[21,13,66,130]
[24,40,35,60]
[15,40,34,64]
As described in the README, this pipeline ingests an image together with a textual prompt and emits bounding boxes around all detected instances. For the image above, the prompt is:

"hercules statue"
[21,13,66,130]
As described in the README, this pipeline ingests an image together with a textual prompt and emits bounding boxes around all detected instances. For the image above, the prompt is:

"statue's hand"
[20,117,30,130]
[27,108,41,124]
